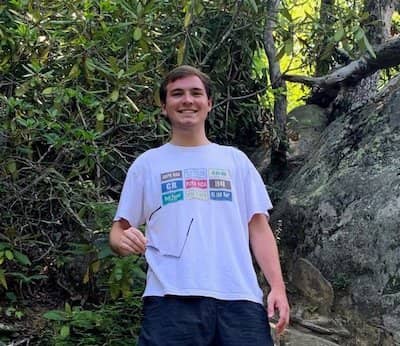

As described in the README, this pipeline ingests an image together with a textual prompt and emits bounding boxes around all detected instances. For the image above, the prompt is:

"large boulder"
[270,76,400,343]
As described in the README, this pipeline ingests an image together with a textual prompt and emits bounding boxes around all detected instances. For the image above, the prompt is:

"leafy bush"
[0,0,269,342]
[43,298,143,345]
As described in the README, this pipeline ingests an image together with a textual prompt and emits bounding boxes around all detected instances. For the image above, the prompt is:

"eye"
[192,91,204,96]
[170,91,183,97]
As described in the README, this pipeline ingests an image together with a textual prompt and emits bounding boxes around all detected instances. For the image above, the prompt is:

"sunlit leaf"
[133,27,142,41]
[6,160,17,175]
[137,2,144,17]
[5,250,13,261]
[177,41,185,65]
[0,270,7,289]
[363,35,376,59]
[96,108,105,122]
[42,87,55,95]
[334,25,345,42]
[15,83,30,97]
[109,89,119,102]
[184,11,192,28]
[284,39,293,56]
[60,325,70,338]
[68,64,81,79]
[65,302,72,314]
[83,268,90,284]
[91,260,101,274]
[354,27,364,42]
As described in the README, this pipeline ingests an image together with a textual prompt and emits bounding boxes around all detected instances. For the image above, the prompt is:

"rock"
[270,75,400,341]
[287,104,328,163]
[275,327,341,346]
[250,145,271,176]
[291,258,334,315]
[291,316,351,338]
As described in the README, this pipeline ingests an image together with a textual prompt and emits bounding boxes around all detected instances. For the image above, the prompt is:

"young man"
[109,65,289,345]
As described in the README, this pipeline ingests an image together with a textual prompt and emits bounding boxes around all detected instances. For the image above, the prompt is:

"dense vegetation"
[1,0,399,344]
[0,1,270,343]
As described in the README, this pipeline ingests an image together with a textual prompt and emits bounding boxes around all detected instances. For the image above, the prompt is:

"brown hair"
[159,65,212,104]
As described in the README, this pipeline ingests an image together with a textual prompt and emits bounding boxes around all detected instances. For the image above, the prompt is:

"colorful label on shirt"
[162,190,184,205]
[185,179,208,189]
[161,180,183,193]
[184,168,207,179]
[209,179,231,190]
[160,168,232,205]
[208,168,230,179]
[210,190,232,201]
[161,170,182,181]
[185,189,208,200]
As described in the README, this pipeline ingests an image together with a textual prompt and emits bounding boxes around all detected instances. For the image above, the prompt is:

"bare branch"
[212,87,267,109]
[200,0,244,66]
[282,35,400,90]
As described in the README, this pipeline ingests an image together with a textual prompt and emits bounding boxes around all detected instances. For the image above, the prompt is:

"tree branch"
[283,35,400,91]
[263,0,288,166]
[200,0,244,66]
[212,87,267,109]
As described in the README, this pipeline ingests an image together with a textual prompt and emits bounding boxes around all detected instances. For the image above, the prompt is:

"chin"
[174,122,199,129]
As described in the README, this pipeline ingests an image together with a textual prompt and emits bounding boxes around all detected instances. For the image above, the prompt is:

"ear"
[207,98,212,111]
[161,104,167,116]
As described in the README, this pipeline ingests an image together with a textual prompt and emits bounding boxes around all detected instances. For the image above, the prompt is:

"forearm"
[249,214,285,291]
[249,213,290,333]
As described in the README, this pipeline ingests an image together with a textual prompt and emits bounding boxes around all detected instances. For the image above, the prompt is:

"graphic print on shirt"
[161,168,232,205]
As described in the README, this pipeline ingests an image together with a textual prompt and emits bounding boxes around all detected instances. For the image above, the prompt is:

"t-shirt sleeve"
[244,156,273,222]
[113,159,146,228]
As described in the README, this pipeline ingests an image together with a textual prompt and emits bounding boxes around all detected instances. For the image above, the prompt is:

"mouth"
[178,110,197,113]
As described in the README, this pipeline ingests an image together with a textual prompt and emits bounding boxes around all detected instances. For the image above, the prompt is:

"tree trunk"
[333,0,397,117]
[363,0,396,44]
[263,0,288,171]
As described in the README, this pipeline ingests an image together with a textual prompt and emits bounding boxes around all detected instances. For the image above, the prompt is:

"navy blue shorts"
[138,295,273,346]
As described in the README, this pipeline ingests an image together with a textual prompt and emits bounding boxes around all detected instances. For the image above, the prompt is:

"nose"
[182,92,193,104]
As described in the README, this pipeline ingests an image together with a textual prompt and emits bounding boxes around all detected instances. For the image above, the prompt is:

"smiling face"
[162,75,212,132]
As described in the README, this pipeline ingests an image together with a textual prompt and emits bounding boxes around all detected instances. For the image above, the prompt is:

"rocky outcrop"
[291,258,334,315]
[269,75,400,344]
[286,104,328,163]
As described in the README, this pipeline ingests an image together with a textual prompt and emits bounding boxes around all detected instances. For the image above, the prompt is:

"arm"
[109,218,147,256]
[249,213,290,336]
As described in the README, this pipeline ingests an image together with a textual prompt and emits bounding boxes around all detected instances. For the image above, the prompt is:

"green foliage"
[1,0,395,343]
[0,1,169,341]
[332,272,351,291]
[0,241,44,295]
[272,0,376,76]
[0,0,167,299]
[43,299,143,345]
[159,0,271,147]
[1,2,270,342]
[108,255,146,300]
[0,0,268,267]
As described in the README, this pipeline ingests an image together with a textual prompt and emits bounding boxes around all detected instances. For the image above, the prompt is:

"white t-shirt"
[114,143,272,304]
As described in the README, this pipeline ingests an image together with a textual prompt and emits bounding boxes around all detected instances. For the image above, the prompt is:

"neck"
[170,128,210,147]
